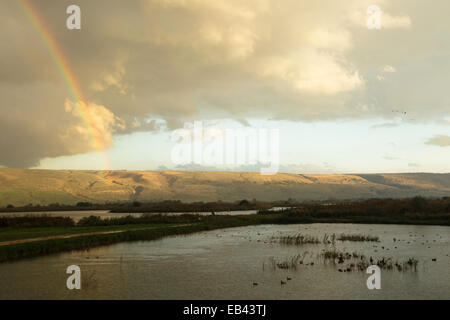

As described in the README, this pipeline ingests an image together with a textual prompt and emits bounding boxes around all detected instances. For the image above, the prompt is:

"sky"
[1,0,449,173]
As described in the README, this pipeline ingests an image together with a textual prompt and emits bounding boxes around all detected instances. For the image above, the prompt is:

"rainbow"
[19,0,111,169]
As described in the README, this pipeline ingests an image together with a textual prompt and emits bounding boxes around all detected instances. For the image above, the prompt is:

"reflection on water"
[0,223,449,300]
[0,210,135,222]
[0,208,279,222]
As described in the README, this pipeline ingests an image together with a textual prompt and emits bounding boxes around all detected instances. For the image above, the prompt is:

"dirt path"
[0,224,192,247]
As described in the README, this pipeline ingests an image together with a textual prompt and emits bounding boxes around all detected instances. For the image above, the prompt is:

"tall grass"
[320,249,419,272]
[257,197,450,226]
[273,232,379,246]
[275,234,320,245]
[337,234,379,242]
[76,214,201,226]
[0,215,75,228]
[0,210,443,263]
[264,253,310,271]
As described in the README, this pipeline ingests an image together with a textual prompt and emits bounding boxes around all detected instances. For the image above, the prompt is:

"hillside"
[0,169,449,206]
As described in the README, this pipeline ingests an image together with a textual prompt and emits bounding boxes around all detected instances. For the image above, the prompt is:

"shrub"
[0,215,75,228]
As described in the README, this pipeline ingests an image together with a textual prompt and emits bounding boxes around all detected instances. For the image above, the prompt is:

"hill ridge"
[0,169,449,206]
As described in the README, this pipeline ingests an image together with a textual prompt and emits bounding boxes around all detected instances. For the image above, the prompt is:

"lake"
[0,208,289,222]
[0,223,448,299]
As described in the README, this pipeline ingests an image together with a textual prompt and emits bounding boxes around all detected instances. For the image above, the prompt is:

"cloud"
[169,162,336,174]
[350,6,411,29]
[0,0,449,167]
[235,119,251,127]
[261,51,364,95]
[426,135,450,147]
[380,12,411,29]
[372,122,399,129]
[174,163,221,171]
[62,100,125,153]
[278,163,337,174]
[90,57,128,95]
[0,94,124,168]
[383,65,396,73]
[408,163,421,167]
[376,65,396,81]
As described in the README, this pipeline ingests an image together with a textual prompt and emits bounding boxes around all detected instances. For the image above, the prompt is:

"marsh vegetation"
[0,197,449,262]
[273,232,378,246]
[337,234,379,242]
[258,197,450,225]
[0,223,448,299]
[264,249,420,273]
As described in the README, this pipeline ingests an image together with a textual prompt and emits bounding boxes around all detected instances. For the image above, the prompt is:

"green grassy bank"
[0,213,449,263]
[1,196,449,263]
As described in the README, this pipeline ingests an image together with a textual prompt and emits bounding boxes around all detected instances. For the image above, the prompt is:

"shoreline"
[0,213,449,263]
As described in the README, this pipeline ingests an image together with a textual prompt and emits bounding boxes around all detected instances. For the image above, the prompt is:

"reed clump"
[274,234,320,245]
[264,253,310,271]
[337,233,379,242]
[320,249,419,272]
[274,232,379,246]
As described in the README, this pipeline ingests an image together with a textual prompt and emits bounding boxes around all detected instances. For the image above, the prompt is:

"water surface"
[0,223,448,299]
[0,208,279,222]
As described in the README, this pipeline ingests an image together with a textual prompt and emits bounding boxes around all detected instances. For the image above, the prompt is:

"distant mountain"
[0,169,449,206]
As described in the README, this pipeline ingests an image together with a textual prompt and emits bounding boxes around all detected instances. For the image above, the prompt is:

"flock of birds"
[392,110,416,121]
[249,230,447,288]
[253,276,292,287]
